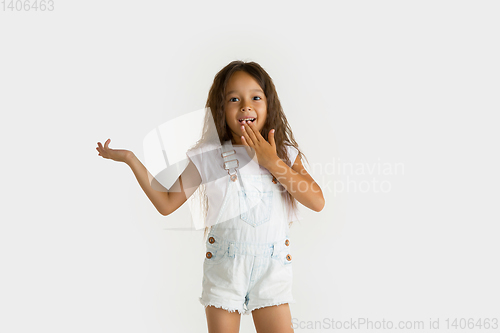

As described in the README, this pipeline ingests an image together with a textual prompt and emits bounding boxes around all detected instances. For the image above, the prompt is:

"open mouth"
[239,117,256,123]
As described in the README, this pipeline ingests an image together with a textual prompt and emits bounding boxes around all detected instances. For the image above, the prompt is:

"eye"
[254,96,261,100]
[229,97,239,102]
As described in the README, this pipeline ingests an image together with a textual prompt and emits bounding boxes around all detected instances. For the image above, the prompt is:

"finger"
[241,123,254,146]
[97,142,108,156]
[243,121,258,144]
[104,139,110,150]
[96,145,104,156]
[247,120,263,142]
[245,120,260,142]
[269,129,276,148]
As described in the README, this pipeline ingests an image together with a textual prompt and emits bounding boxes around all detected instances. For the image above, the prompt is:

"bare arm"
[97,138,202,215]
[125,152,202,216]
[266,155,325,212]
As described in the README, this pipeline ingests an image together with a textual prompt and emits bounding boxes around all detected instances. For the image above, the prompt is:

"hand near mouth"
[240,120,278,170]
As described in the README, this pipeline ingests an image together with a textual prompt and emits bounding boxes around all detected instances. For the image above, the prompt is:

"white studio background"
[1,1,499,332]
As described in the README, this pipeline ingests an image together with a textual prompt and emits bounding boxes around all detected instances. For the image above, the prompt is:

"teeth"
[239,118,255,122]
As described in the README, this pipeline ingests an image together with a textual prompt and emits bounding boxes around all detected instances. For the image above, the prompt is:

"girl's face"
[224,71,267,145]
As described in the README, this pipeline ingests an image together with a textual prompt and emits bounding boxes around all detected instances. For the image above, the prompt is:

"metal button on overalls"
[286,254,292,261]
[285,239,290,246]
[206,252,213,259]
[209,237,215,244]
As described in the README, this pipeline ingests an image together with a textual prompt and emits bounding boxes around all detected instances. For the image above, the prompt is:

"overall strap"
[221,140,245,189]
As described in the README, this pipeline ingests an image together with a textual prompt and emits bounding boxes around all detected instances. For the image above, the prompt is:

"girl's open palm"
[96,139,130,163]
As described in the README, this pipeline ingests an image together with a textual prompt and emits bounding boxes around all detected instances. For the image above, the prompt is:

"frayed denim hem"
[245,299,296,315]
[199,297,246,315]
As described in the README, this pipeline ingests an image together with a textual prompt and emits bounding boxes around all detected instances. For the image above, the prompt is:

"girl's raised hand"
[96,139,131,163]
[240,120,278,169]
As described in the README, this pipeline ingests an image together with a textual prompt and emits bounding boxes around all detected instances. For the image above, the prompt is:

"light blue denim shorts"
[199,234,296,315]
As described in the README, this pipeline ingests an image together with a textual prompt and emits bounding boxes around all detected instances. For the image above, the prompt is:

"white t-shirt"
[186,140,302,243]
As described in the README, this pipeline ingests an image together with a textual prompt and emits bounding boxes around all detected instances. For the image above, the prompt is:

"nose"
[241,105,252,112]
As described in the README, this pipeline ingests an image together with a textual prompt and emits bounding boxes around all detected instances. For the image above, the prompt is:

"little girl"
[96,60,325,333]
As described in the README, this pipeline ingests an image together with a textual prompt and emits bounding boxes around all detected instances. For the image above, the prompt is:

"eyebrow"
[225,88,264,96]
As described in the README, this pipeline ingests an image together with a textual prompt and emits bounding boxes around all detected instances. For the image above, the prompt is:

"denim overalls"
[199,140,295,315]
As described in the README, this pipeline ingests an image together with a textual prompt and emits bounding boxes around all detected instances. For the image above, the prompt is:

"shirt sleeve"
[186,142,224,185]
[285,143,299,167]
[186,146,206,185]
[285,143,303,222]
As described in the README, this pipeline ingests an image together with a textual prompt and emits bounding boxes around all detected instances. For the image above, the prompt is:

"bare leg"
[251,303,294,333]
[205,305,242,333]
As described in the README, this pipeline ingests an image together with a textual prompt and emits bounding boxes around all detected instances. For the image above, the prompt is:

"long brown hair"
[194,60,308,241]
